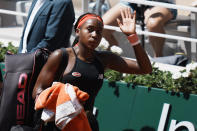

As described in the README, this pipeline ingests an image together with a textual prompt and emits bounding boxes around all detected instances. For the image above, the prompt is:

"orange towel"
[35,82,92,131]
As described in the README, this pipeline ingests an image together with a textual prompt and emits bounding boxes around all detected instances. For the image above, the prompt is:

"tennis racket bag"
[0,48,50,131]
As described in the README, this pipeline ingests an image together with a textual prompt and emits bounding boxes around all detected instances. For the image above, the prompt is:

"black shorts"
[119,1,177,20]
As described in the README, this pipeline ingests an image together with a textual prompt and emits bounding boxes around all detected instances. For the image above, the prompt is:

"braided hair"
[72,13,103,47]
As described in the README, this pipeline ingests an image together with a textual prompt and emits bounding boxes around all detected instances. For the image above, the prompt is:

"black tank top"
[61,48,104,111]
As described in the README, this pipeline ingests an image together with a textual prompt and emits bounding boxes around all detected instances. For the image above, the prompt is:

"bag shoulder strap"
[55,48,68,81]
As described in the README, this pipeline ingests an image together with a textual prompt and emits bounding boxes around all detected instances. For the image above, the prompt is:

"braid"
[72,13,103,47]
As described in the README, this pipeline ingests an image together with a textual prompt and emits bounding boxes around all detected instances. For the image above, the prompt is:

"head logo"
[72,72,81,77]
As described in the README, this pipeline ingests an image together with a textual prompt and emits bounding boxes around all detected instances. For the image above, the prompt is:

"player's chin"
[88,42,99,49]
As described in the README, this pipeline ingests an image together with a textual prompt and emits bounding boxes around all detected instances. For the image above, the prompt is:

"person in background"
[33,7,152,131]
[18,0,75,53]
[0,70,2,104]
[102,0,177,57]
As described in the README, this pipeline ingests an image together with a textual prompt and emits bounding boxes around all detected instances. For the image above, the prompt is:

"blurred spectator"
[102,0,177,57]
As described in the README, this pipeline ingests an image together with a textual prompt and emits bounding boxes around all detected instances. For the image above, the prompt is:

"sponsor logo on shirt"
[72,72,81,77]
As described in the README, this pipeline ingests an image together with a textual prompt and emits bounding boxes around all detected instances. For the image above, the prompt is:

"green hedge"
[0,42,18,62]
[104,65,197,95]
[1,41,197,95]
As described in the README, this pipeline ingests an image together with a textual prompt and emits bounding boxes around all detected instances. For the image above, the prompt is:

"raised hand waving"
[117,7,136,36]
